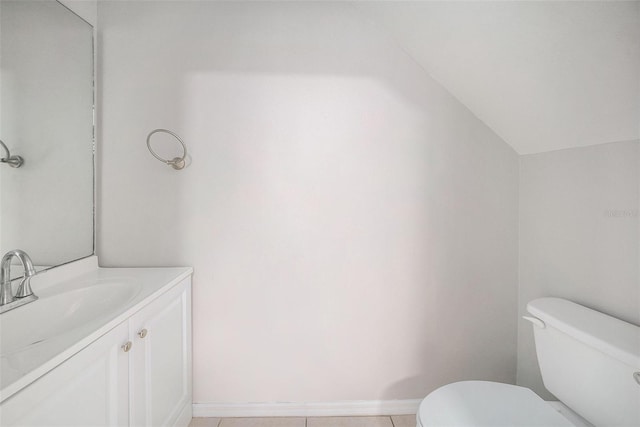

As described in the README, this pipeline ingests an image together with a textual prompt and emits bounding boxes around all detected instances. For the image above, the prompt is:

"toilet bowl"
[416,298,640,427]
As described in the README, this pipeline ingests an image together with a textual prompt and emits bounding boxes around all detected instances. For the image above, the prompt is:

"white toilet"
[416,297,640,426]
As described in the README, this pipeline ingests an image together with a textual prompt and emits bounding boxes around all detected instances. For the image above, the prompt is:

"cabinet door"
[130,278,192,427]
[0,322,130,426]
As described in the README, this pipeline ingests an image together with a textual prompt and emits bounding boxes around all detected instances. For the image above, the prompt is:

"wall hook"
[146,129,188,170]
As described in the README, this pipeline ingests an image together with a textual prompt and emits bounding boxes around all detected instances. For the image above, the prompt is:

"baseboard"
[193,399,421,418]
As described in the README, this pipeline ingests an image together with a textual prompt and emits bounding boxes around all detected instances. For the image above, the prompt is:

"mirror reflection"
[0,0,94,278]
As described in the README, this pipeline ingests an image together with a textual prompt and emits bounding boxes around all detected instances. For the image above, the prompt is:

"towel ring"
[0,139,24,168]
[146,129,187,170]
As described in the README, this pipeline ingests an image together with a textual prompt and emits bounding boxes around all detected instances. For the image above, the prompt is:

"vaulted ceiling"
[354,1,640,154]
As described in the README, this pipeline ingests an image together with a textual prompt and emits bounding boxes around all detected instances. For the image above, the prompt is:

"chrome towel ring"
[146,129,188,170]
[0,139,24,168]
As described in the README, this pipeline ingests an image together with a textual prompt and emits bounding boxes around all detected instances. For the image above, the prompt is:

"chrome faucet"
[0,249,38,313]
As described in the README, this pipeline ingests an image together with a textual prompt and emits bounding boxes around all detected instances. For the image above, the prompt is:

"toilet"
[417,297,640,426]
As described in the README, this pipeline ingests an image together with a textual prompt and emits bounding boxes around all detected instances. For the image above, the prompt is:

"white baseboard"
[193,399,421,418]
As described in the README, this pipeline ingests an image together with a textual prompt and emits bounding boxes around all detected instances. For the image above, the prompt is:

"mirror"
[0,0,94,279]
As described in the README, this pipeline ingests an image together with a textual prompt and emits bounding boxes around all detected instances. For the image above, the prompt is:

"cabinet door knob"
[138,328,148,339]
[121,341,132,352]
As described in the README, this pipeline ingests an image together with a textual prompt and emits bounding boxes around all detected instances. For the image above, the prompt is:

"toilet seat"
[417,381,575,426]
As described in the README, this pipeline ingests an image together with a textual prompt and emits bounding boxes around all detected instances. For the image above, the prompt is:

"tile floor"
[189,415,415,427]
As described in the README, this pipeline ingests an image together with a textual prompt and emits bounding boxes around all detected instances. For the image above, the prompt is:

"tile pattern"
[190,415,416,427]
[391,415,416,427]
[219,418,305,427]
[308,416,393,427]
[190,418,222,427]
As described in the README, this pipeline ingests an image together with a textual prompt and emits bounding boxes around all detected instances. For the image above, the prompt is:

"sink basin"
[0,281,140,356]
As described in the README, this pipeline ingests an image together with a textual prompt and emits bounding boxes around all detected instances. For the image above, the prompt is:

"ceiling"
[354,1,640,154]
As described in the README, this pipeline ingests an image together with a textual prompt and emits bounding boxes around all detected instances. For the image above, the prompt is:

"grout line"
[199,415,412,426]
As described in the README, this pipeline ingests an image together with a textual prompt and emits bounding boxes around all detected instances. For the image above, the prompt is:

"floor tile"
[307,416,393,427]
[391,415,416,427]
[219,417,306,427]
[190,418,222,427]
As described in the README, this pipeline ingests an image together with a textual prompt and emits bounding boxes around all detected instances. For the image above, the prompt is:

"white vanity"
[0,257,193,427]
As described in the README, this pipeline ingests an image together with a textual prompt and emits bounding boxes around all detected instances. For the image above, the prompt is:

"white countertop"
[0,256,192,402]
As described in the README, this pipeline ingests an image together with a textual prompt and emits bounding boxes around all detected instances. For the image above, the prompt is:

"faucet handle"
[1,250,37,300]
[0,249,38,310]
[15,276,34,298]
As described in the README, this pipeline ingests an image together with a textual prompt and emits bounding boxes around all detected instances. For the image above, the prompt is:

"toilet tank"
[527,298,640,427]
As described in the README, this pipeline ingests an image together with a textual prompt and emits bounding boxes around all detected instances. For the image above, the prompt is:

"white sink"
[1,281,140,356]
[0,262,192,402]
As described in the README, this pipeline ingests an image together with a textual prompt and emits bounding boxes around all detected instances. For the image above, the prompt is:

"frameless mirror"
[0,0,94,279]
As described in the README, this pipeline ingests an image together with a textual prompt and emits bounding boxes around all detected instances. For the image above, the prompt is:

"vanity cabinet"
[0,277,191,427]
[130,277,192,427]
[0,322,130,426]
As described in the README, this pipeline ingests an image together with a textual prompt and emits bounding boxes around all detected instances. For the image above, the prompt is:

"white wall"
[98,1,519,403]
[517,140,640,399]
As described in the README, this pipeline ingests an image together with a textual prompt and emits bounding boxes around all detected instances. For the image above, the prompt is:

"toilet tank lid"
[527,298,640,368]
